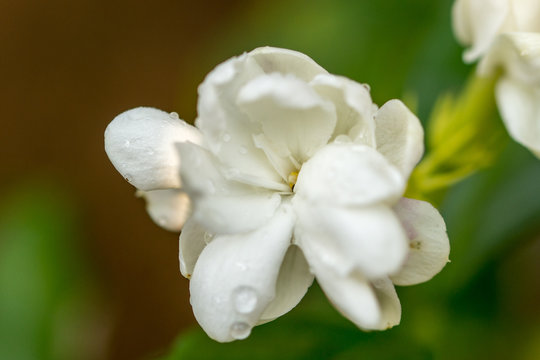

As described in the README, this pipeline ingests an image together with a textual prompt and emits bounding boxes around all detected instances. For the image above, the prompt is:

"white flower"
[479,32,540,157]
[105,47,450,342]
[452,0,540,62]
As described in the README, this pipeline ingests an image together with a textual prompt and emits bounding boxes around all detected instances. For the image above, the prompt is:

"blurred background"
[1,0,539,359]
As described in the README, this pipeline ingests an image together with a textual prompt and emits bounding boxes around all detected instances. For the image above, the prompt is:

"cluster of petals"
[453,0,540,157]
[105,47,450,342]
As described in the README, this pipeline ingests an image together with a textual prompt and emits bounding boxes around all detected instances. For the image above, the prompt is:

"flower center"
[287,171,299,190]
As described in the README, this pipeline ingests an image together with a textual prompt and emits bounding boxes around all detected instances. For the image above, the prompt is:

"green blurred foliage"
[164,0,540,359]
[0,183,107,360]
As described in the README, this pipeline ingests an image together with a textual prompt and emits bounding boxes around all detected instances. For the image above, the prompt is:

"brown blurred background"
[0,1,253,358]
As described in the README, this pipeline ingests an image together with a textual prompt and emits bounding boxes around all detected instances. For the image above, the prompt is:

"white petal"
[195,53,286,190]
[299,242,380,329]
[390,198,450,286]
[374,100,424,179]
[294,199,408,279]
[104,107,202,191]
[248,46,328,81]
[294,143,405,207]
[371,277,401,329]
[237,73,337,164]
[137,189,190,231]
[310,73,376,145]
[479,32,540,82]
[452,0,509,62]
[496,77,540,157]
[259,245,314,323]
[189,204,296,342]
[178,218,210,279]
[511,0,540,32]
[177,142,281,234]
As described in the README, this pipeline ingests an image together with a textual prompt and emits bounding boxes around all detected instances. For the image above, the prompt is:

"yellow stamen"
[288,171,299,190]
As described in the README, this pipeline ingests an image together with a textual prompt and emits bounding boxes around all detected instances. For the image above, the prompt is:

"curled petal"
[371,277,401,330]
[295,143,405,207]
[479,33,540,157]
[137,189,190,232]
[179,218,210,279]
[249,46,327,81]
[452,0,509,62]
[390,198,450,286]
[105,107,202,191]
[196,52,286,190]
[294,199,408,279]
[259,245,314,323]
[310,73,376,145]
[177,142,281,234]
[301,242,401,330]
[374,100,424,179]
[189,204,296,342]
[237,73,337,164]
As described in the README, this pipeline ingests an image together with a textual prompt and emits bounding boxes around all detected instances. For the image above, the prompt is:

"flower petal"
[479,33,540,157]
[237,73,337,165]
[371,277,401,330]
[496,77,540,158]
[390,198,450,286]
[294,143,405,207]
[310,73,376,145]
[195,52,286,190]
[177,142,281,234]
[374,100,424,179]
[189,204,296,342]
[299,241,380,329]
[104,107,202,191]
[294,198,408,279]
[259,245,314,323]
[178,218,210,279]
[137,189,190,232]
[452,0,509,62]
[248,46,328,81]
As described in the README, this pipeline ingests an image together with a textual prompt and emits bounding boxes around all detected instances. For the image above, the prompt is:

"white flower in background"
[453,0,540,158]
[452,0,540,62]
[479,32,540,157]
[105,47,450,342]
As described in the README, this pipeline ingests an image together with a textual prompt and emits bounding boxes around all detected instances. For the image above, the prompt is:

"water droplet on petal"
[169,112,179,120]
[362,84,371,92]
[233,286,258,314]
[157,217,168,227]
[230,322,251,340]
[222,133,231,142]
[239,146,247,154]
[203,232,214,244]
[124,174,133,183]
[124,140,131,148]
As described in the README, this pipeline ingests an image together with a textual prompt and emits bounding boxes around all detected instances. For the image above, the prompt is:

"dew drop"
[124,174,133,183]
[222,133,231,142]
[230,322,251,340]
[169,112,179,120]
[157,217,168,227]
[124,140,131,148]
[362,83,371,92]
[238,146,247,154]
[203,232,214,244]
[233,286,258,314]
